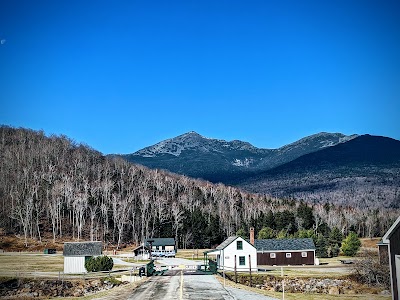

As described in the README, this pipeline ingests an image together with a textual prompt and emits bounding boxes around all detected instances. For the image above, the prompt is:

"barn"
[204,236,258,272]
[63,241,102,274]
[254,238,316,265]
[380,215,400,300]
[248,227,316,266]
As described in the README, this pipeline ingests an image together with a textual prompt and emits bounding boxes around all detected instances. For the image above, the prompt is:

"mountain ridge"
[239,134,400,209]
[120,131,359,183]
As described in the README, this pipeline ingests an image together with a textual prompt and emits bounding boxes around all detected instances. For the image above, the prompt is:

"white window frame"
[239,256,246,266]
[301,252,308,257]
[286,253,292,258]
[270,253,276,258]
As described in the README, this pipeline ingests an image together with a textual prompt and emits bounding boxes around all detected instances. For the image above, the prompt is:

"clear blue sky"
[1,0,399,154]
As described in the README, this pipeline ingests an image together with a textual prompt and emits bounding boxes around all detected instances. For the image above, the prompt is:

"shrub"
[85,255,113,272]
[351,250,390,288]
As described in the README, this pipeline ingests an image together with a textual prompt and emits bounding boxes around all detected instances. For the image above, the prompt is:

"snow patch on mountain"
[232,158,254,167]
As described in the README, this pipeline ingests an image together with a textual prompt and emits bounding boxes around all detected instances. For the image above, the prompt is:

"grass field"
[0,252,64,273]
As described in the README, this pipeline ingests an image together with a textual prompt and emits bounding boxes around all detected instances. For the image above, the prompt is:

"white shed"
[63,241,103,274]
[206,236,257,272]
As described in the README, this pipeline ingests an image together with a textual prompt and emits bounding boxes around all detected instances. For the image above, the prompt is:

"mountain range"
[120,132,400,208]
[121,131,358,183]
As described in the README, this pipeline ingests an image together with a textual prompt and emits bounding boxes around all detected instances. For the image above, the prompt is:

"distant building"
[145,238,175,252]
[204,236,258,272]
[63,241,102,274]
[132,244,150,259]
[380,216,400,300]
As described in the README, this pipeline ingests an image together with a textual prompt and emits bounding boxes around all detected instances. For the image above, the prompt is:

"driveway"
[125,269,278,300]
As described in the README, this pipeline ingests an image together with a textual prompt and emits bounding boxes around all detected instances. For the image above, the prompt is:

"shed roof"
[63,241,102,257]
[145,238,175,247]
[382,215,400,243]
[254,238,315,251]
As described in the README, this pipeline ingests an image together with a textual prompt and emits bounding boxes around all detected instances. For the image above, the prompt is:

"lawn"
[0,252,64,274]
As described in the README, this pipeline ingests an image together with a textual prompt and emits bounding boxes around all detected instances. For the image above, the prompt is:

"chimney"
[250,227,255,245]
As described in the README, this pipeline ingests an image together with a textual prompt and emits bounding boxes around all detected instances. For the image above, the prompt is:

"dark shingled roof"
[63,241,102,257]
[145,238,175,247]
[254,238,315,251]
[215,236,238,250]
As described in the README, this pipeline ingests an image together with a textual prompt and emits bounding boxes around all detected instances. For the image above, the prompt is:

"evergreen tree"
[275,210,297,234]
[257,227,275,239]
[264,210,275,229]
[331,243,340,257]
[297,229,315,239]
[315,234,328,258]
[236,228,247,239]
[329,227,343,247]
[297,202,314,229]
[341,232,361,256]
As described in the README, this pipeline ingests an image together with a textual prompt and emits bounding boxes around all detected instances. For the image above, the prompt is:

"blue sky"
[1,0,399,154]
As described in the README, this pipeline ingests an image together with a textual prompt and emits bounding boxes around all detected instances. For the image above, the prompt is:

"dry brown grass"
[0,252,64,273]
[360,238,381,250]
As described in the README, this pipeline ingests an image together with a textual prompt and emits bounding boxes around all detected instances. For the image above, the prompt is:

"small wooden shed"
[381,216,400,300]
[63,241,102,274]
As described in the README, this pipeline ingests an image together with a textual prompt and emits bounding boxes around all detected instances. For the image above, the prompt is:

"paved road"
[125,269,277,300]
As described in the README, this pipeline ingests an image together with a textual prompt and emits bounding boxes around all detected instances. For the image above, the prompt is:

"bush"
[85,255,113,272]
[351,250,390,288]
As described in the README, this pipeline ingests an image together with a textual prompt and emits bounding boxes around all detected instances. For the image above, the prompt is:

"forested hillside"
[0,126,397,249]
[240,135,400,209]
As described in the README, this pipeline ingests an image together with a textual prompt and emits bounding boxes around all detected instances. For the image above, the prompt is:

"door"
[396,255,400,300]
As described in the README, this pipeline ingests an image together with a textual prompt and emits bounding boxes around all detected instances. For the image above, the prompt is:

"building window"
[301,252,307,257]
[286,253,292,258]
[237,241,243,250]
[239,256,245,265]
[270,253,276,258]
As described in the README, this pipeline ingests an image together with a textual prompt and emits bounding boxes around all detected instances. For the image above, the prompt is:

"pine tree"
[341,232,361,256]
[329,227,343,247]
[315,234,328,258]
[236,228,247,239]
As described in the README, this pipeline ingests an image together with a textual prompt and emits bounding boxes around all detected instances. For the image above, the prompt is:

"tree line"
[0,126,398,249]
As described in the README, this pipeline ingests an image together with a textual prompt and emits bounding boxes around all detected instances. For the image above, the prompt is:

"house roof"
[63,241,102,257]
[215,236,238,250]
[254,238,315,251]
[382,215,400,243]
[132,245,150,252]
[145,238,175,247]
[213,236,256,251]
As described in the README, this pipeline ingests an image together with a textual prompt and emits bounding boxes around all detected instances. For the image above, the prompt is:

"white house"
[205,236,257,272]
[63,241,102,274]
